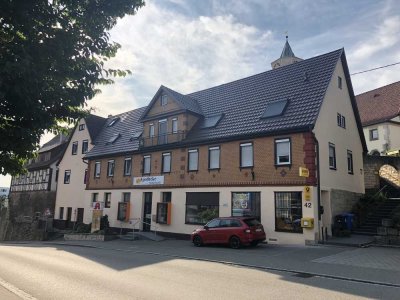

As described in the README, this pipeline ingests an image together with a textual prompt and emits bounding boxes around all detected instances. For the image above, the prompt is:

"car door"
[202,219,220,243]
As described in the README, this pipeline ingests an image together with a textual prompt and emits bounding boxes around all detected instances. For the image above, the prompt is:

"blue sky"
[1,0,400,186]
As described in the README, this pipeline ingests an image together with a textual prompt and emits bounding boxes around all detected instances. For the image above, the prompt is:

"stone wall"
[364,155,400,190]
[330,188,363,218]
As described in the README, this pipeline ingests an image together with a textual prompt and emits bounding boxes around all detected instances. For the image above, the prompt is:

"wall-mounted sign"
[304,186,312,201]
[299,167,309,177]
[133,176,165,186]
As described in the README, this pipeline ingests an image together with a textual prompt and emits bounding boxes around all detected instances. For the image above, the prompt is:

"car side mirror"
[204,225,209,230]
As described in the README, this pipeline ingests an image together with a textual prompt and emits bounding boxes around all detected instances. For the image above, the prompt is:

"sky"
[1,0,400,187]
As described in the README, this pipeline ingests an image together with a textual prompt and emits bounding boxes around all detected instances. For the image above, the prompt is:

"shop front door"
[143,193,152,231]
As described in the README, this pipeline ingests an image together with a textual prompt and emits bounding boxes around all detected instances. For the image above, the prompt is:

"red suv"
[191,217,266,249]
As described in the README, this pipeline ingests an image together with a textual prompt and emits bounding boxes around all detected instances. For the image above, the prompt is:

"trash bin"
[342,213,354,231]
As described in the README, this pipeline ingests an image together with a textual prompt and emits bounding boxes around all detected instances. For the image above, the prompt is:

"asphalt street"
[0,240,399,299]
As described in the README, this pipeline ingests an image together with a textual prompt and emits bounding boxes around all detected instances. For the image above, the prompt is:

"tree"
[0,0,145,175]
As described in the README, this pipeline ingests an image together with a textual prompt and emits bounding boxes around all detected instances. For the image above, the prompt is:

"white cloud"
[89,2,273,116]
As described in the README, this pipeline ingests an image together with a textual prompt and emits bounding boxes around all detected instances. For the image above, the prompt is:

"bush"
[75,223,91,233]
[352,191,387,226]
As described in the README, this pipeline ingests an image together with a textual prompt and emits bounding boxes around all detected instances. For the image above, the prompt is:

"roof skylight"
[261,99,289,119]
[130,131,142,141]
[107,117,120,127]
[200,114,224,129]
[106,133,121,145]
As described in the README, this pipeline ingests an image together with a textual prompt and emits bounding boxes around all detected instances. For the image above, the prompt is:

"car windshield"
[243,218,261,227]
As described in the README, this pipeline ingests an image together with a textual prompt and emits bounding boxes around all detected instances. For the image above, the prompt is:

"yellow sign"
[304,186,312,201]
[299,167,309,177]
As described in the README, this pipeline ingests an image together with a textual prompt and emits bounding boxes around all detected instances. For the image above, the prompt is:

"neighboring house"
[355,81,400,156]
[54,115,106,229]
[83,42,366,245]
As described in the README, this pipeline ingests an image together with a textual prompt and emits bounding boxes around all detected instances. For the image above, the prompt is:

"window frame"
[188,149,199,172]
[104,192,111,208]
[94,161,101,178]
[275,138,291,166]
[92,193,98,202]
[329,143,337,170]
[338,76,342,89]
[82,139,89,154]
[161,152,172,174]
[337,113,346,129]
[107,160,115,177]
[59,207,64,220]
[123,157,132,176]
[161,95,168,106]
[274,191,303,233]
[369,129,379,141]
[208,146,220,170]
[78,124,85,131]
[231,192,261,221]
[84,169,88,184]
[64,170,71,184]
[149,124,155,138]
[240,142,254,169]
[185,192,219,225]
[172,118,178,134]
[143,155,151,175]
[71,141,78,155]
[347,150,354,174]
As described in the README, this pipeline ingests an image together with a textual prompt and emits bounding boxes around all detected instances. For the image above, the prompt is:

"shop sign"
[133,176,164,186]
[93,202,104,210]
[304,186,312,201]
[299,167,309,177]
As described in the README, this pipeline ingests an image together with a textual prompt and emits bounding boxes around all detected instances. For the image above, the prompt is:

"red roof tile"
[355,81,400,126]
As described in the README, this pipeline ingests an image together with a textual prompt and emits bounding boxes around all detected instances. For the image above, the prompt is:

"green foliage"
[0,0,145,175]
[74,223,91,233]
[352,190,387,226]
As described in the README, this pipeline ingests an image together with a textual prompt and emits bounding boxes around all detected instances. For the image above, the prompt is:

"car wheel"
[193,235,203,247]
[229,236,241,249]
[250,241,259,247]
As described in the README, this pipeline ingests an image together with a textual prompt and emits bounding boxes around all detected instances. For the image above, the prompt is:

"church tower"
[271,36,303,69]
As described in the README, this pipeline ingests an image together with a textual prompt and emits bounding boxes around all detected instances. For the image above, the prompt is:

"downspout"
[313,133,322,241]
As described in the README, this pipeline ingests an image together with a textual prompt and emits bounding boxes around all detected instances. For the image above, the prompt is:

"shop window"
[117,202,130,222]
[185,192,219,225]
[231,192,261,221]
[156,202,172,224]
[275,192,303,233]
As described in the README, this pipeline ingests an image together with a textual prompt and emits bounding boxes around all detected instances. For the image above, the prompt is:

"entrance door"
[66,207,72,228]
[143,193,152,231]
[77,208,84,224]
[158,120,167,145]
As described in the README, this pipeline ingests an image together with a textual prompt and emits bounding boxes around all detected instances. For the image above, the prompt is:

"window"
[124,158,132,176]
[59,207,64,220]
[78,124,85,131]
[208,146,220,169]
[149,124,155,137]
[72,142,78,155]
[275,138,291,165]
[156,193,172,224]
[143,155,151,174]
[104,192,111,208]
[82,140,89,154]
[64,170,71,184]
[261,99,289,119]
[240,143,253,168]
[337,113,346,128]
[107,133,120,144]
[172,118,178,133]
[338,76,342,89]
[185,192,219,225]
[188,149,199,171]
[94,161,101,178]
[369,129,378,141]
[275,192,303,233]
[200,114,224,129]
[107,117,119,127]
[232,192,261,221]
[329,143,336,170]
[161,95,168,106]
[162,192,172,203]
[347,150,354,174]
[162,152,171,173]
[92,193,98,202]
[84,169,88,184]
[122,192,131,203]
[107,160,115,177]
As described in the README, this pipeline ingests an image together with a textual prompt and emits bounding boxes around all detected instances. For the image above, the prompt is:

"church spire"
[271,35,303,69]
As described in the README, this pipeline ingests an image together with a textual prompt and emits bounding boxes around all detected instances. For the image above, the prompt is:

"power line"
[351,61,400,75]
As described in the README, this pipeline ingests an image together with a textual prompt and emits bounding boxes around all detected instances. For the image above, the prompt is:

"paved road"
[0,241,399,299]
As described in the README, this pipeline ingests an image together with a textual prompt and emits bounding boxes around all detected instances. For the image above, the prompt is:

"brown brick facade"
[87,132,316,190]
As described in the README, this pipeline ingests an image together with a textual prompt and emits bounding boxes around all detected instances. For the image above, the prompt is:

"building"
[355,81,400,156]
[80,42,366,245]
[54,115,106,229]
[3,134,68,240]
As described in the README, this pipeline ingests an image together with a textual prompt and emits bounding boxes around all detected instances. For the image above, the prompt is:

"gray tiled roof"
[184,48,344,143]
[85,107,146,159]
[85,48,364,158]
[280,40,296,58]
[85,114,107,142]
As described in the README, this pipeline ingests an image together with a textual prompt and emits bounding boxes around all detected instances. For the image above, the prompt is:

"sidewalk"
[5,238,400,287]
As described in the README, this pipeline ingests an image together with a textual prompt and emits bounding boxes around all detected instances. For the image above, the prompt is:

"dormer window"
[161,95,168,106]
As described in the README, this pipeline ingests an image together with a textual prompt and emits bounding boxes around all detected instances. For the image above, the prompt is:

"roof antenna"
[285,31,288,41]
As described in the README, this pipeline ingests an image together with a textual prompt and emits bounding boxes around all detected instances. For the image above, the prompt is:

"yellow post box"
[301,217,314,228]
